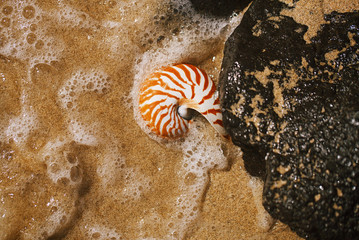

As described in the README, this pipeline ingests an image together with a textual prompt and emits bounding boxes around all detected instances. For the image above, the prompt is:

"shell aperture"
[139,64,227,138]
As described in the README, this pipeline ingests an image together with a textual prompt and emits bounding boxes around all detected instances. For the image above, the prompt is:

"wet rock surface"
[189,0,252,17]
[219,0,359,239]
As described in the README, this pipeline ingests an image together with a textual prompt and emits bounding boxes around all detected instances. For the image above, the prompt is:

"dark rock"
[219,0,359,239]
[189,0,252,17]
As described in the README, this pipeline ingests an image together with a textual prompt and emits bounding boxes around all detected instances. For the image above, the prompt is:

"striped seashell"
[139,63,228,139]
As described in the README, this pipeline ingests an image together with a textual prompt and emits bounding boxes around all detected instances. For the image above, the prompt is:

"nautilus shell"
[139,63,227,138]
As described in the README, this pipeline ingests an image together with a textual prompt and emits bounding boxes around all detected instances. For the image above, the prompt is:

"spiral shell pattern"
[139,64,227,138]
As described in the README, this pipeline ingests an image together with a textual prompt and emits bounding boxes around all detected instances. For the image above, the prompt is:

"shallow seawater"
[0,0,301,239]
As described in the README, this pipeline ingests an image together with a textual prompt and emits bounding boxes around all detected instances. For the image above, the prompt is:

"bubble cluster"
[58,70,110,146]
[160,119,228,238]
[1,108,38,144]
[67,118,99,146]
[0,140,80,239]
[0,0,64,67]
[96,144,151,202]
[120,168,152,202]
[58,70,110,111]
[40,138,83,185]
[130,0,242,58]
[85,225,123,240]
[54,4,95,29]
[130,0,232,52]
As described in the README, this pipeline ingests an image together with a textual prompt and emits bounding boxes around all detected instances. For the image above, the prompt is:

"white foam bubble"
[132,0,243,70]
[54,4,94,29]
[58,69,110,146]
[67,118,98,146]
[0,0,64,67]
[96,143,151,202]
[58,70,110,110]
[96,144,123,186]
[248,177,275,231]
[2,107,38,144]
[84,224,122,240]
[40,137,82,185]
[121,168,151,201]
[161,119,227,238]
[0,135,80,239]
